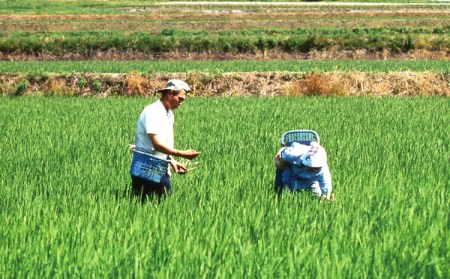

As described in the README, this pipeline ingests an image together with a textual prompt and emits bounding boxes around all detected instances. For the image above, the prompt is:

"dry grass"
[125,71,155,96]
[302,73,348,96]
[46,78,72,96]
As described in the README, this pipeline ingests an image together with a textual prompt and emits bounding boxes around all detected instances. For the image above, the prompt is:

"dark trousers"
[274,169,284,196]
[131,173,172,202]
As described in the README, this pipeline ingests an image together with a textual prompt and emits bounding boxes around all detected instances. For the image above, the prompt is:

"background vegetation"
[0,27,448,56]
[1,1,448,60]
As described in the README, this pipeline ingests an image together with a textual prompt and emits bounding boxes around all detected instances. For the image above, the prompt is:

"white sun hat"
[157,79,190,93]
[300,144,327,168]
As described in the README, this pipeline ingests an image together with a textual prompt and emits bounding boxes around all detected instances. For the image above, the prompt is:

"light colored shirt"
[280,142,332,194]
[134,99,174,159]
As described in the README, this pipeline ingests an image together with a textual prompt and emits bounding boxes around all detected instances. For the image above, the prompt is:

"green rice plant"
[0,96,448,277]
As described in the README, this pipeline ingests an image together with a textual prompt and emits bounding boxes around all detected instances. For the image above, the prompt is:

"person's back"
[274,142,333,199]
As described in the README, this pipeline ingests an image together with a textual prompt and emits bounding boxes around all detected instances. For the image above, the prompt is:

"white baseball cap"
[300,144,327,168]
[157,79,190,93]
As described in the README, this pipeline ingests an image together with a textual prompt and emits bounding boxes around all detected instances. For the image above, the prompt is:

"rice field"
[1,0,449,277]
[1,96,449,277]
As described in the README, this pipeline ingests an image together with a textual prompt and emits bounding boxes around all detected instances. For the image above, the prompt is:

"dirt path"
[157,1,450,6]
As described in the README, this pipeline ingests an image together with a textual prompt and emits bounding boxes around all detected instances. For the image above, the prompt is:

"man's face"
[168,90,187,110]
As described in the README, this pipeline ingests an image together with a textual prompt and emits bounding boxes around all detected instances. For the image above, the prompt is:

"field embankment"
[2,71,449,97]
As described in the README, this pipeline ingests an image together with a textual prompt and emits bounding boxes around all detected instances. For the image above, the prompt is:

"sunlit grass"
[1,59,449,74]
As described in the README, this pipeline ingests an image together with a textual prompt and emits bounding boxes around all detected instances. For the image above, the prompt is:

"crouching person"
[274,142,334,201]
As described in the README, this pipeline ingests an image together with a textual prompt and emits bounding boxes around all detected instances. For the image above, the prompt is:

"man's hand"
[320,193,336,203]
[179,149,201,160]
[170,158,187,174]
[149,134,201,160]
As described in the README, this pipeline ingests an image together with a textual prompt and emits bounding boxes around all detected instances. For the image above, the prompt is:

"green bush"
[161,28,176,36]
[14,80,28,96]
[91,78,102,92]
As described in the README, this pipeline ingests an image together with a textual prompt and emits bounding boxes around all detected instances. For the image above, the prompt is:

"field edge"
[2,71,449,97]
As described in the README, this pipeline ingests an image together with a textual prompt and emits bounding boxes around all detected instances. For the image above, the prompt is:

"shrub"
[161,28,176,36]
[91,78,102,93]
[14,80,28,96]
[77,77,87,90]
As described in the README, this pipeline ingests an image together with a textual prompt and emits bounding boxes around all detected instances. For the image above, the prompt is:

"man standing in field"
[131,79,201,201]
[274,142,334,201]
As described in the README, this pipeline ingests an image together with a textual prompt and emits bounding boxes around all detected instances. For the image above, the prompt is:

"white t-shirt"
[134,99,174,159]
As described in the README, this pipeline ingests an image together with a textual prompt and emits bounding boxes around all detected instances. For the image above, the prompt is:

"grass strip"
[0,28,447,55]
[1,59,448,74]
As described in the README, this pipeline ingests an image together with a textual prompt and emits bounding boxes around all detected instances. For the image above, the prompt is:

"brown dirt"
[1,11,448,32]
[1,10,448,21]
[4,18,445,33]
